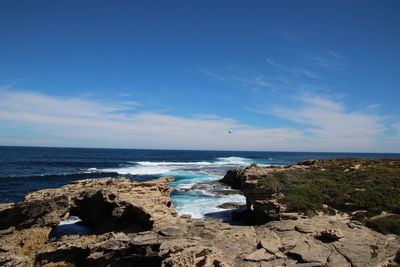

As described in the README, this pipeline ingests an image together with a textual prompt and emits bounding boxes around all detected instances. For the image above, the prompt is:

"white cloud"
[0,88,304,150]
[1,87,397,152]
[269,94,385,150]
[366,104,381,109]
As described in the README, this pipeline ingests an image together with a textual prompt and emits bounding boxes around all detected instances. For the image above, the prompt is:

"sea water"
[1,146,398,218]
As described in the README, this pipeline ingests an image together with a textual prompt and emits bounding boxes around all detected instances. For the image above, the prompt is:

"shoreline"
[1,158,399,266]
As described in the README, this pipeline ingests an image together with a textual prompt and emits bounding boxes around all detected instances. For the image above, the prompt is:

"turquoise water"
[1,146,398,218]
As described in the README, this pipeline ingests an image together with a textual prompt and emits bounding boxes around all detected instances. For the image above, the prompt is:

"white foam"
[88,156,272,176]
[59,216,82,225]
[172,193,246,219]
[174,183,197,190]
[215,156,251,165]
[132,157,257,168]
[134,161,213,166]
[101,165,174,175]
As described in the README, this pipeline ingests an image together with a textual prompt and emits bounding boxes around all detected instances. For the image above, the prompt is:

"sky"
[0,0,399,153]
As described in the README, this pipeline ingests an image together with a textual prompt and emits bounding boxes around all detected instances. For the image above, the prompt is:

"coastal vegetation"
[258,158,400,234]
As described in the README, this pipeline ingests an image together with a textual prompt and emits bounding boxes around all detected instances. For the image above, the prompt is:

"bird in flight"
[227,130,232,134]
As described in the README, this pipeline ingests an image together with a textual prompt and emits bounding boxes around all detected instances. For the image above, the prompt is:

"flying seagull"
[227,130,232,134]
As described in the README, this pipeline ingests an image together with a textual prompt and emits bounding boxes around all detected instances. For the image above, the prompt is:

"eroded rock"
[0,176,399,267]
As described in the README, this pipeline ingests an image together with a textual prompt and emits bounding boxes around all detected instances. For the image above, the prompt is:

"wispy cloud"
[366,104,381,110]
[281,31,302,41]
[324,49,344,60]
[199,68,275,93]
[280,29,310,42]
[1,86,397,152]
[236,77,271,88]
[199,68,228,82]
[268,94,385,149]
[266,58,322,79]
[302,50,344,69]
[0,87,305,150]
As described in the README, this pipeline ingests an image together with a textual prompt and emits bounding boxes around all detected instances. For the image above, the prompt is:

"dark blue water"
[1,146,398,217]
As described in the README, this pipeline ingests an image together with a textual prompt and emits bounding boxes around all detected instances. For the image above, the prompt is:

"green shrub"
[286,187,323,212]
[255,158,400,221]
[366,215,400,235]
[259,175,282,194]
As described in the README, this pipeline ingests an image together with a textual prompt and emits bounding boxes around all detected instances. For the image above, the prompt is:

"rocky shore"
[1,159,400,266]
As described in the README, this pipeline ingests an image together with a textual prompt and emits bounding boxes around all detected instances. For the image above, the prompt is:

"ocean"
[1,146,399,218]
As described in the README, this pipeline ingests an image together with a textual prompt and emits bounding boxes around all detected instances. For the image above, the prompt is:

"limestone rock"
[0,255,31,267]
[0,176,399,267]
[288,238,331,264]
[295,223,316,234]
[219,164,306,223]
[0,177,178,233]
[159,238,197,255]
[327,251,351,267]
[243,248,275,262]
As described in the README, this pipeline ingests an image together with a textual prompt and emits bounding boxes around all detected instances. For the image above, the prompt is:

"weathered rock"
[219,164,304,223]
[327,251,351,267]
[0,255,31,267]
[0,176,399,267]
[158,225,186,237]
[161,245,229,267]
[295,223,316,234]
[288,238,331,264]
[243,248,275,261]
[0,177,178,234]
[216,202,245,209]
[159,238,198,255]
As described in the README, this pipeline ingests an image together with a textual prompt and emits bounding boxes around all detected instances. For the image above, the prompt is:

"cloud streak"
[269,94,385,150]
[0,87,397,152]
[0,87,304,150]
[266,58,322,79]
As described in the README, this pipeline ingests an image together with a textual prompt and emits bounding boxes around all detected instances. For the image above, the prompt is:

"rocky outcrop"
[220,163,299,223]
[220,158,400,228]
[0,177,177,233]
[0,177,180,266]
[1,174,399,266]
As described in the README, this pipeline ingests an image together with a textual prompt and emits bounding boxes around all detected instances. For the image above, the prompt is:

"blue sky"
[0,0,399,152]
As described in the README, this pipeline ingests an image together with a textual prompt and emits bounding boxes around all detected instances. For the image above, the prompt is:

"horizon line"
[1,144,399,155]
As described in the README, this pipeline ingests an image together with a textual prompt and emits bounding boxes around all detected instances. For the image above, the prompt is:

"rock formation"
[0,159,399,266]
[220,163,296,223]
[220,158,400,228]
